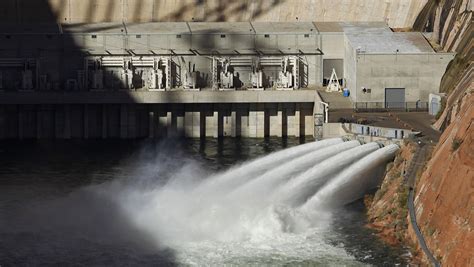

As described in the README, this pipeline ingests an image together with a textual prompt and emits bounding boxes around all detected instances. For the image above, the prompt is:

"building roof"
[251,22,318,34]
[314,21,390,33]
[346,32,435,53]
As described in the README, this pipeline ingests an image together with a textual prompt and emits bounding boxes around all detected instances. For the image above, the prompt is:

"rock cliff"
[368,0,473,265]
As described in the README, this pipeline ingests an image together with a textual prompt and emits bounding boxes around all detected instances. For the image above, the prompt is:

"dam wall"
[0,91,318,139]
[0,0,427,28]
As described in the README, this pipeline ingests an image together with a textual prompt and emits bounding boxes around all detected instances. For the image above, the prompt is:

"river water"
[0,138,408,266]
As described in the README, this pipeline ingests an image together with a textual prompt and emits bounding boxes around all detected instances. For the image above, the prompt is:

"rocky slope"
[368,0,473,265]
[409,91,473,265]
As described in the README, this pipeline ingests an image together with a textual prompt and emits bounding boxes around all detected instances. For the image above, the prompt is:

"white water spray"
[116,139,399,264]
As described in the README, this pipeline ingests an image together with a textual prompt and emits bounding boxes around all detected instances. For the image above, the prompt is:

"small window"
[220,34,226,38]
[176,34,182,38]
[136,34,141,38]
[46,34,53,39]
[264,34,270,38]
[5,35,11,39]
[304,34,309,38]
[91,35,97,39]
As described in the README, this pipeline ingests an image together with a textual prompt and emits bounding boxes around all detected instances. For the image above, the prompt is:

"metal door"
[385,88,405,108]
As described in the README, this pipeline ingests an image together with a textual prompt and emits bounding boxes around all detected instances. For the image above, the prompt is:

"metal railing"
[355,102,429,112]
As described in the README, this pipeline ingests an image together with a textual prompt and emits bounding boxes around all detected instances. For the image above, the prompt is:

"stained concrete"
[0,0,427,28]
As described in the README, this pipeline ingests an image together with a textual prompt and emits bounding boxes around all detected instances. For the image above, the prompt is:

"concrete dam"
[0,21,452,139]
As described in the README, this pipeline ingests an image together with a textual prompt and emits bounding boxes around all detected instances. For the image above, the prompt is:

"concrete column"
[83,104,89,139]
[184,111,193,137]
[0,106,6,139]
[176,115,184,136]
[230,111,237,137]
[294,104,301,137]
[36,108,41,139]
[18,105,23,140]
[282,106,288,137]
[304,109,314,136]
[148,110,155,138]
[64,105,71,139]
[268,104,282,137]
[102,105,107,139]
[54,106,62,139]
[156,109,167,138]
[120,104,128,139]
[192,111,200,138]
[206,111,218,138]
[240,109,249,137]
[166,111,173,136]
[128,105,136,139]
[249,104,264,138]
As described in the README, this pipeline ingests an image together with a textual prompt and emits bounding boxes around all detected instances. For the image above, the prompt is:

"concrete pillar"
[148,110,155,138]
[156,109,167,138]
[268,104,282,137]
[184,111,193,137]
[176,115,184,136]
[128,105,136,139]
[120,104,128,139]
[166,111,173,136]
[231,111,237,137]
[36,108,41,139]
[304,109,314,136]
[206,111,218,138]
[240,109,249,137]
[64,105,71,139]
[83,104,89,139]
[249,104,264,138]
[0,106,6,139]
[102,105,107,139]
[18,105,23,140]
[282,106,288,137]
[294,104,301,137]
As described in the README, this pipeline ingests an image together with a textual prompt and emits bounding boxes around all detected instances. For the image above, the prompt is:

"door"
[385,88,405,109]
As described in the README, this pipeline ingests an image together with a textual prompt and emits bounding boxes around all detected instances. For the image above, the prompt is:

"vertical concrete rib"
[149,109,155,138]
[36,106,41,139]
[83,104,89,139]
[120,104,128,139]
[102,104,107,139]
[18,105,23,140]
[64,105,71,139]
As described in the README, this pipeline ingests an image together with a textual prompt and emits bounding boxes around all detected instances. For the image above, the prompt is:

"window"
[304,34,309,38]
[46,34,53,39]
[91,35,97,39]
[264,34,270,38]
[220,34,226,38]
[176,34,182,38]
[5,35,11,39]
[136,35,141,38]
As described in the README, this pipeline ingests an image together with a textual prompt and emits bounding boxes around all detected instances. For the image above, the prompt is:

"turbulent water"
[0,138,409,266]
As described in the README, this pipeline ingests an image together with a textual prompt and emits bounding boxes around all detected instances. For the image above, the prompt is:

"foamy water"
[111,139,398,265]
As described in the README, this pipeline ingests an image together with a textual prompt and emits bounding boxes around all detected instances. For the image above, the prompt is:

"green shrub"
[452,138,462,151]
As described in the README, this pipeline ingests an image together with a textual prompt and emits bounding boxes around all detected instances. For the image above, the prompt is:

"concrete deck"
[0,90,320,104]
